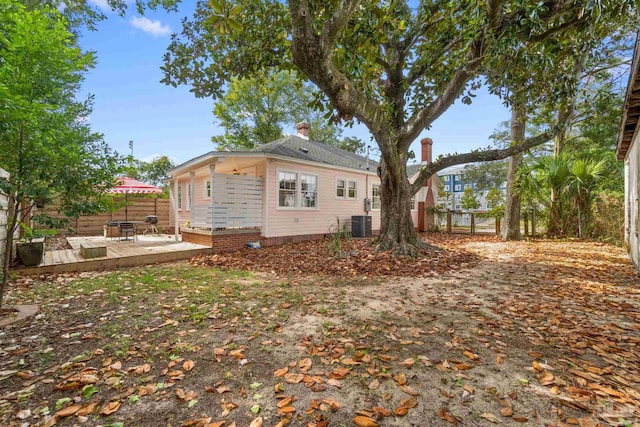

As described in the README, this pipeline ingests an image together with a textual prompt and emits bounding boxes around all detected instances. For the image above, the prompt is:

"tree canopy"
[210,70,362,151]
[0,0,122,305]
[160,0,640,254]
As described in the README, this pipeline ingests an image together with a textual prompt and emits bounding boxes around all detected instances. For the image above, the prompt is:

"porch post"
[189,172,195,223]
[209,164,216,228]
[172,180,179,242]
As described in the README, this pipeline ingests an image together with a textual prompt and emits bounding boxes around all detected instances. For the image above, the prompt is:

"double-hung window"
[205,181,211,198]
[278,171,318,209]
[301,174,317,208]
[410,195,416,210]
[347,181,357,199]
[337,178,358,200]
[371,184,381,209]
[177,184,183,209]
[336,179,346,198]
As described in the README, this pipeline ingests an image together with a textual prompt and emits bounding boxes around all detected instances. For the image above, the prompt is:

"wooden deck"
[14,235,212,275]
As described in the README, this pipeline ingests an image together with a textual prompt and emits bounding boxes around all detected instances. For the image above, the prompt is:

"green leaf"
[55,398,72,410]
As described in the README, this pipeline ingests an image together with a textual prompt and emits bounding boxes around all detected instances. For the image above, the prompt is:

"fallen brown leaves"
[2,236,638,427]
[190,234,482,277]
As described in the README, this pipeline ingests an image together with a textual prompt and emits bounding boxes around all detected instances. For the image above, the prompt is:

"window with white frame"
[187,184,192,209]
[454,184,461,191]
[444,175,450,181]
[336,179,346,198]
[177,184,182,209]
[301,174,317,208]
[347,180,357,199]
[278,171,318,208]
[205,181,211,198]
[455,174,462,180]
[455,204,461,210]
[410,194,416,210]
[372,184,381,209]
[444,185,450,191]
[278,171,297,207]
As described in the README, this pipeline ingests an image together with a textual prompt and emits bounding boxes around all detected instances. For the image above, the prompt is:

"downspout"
[264,160,270,237]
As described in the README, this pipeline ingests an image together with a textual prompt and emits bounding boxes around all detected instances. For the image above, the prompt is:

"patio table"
[104,220,144,241]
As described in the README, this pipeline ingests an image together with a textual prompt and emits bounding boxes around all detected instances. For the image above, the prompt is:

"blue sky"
[79,1,511,166]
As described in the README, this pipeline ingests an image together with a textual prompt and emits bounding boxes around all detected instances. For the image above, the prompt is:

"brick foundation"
[182,229,380,253]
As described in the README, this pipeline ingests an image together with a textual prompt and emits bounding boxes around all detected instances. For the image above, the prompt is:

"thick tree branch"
[410,127,558,194]
[402,49,478,144]
[411,43,588,194]
[288,0,389,138]
[406,35,465,86]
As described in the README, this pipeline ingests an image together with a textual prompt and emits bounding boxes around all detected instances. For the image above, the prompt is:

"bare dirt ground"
[0,235,638,427]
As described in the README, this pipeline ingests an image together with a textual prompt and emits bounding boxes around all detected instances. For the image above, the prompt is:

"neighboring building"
[617,34,640,273]
[436,166,498,211]
[168,124,437,252]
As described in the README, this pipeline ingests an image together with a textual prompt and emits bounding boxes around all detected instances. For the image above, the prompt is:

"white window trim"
[276,169,319,210]
[444,185,450,191]
[444,176,450,181]
[187,183,192,210]
[371,183,381,211]
[454,184,461,191]
[177,183,183,211]
[335,177,346,199]
[204,180,211,199]
[410,194,416,211]
[347,179,358,200]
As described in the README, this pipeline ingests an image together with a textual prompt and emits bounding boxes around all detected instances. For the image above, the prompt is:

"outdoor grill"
[145,215,158,225]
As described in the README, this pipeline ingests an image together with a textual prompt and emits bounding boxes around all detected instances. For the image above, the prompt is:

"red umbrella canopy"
[107,177,162,194]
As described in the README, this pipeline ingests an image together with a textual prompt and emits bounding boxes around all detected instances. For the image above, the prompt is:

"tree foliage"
[460,187,480,211]
[160,0,640,254]
[463,161,507,193]
[0,0,122,305]
[211,70,363,152]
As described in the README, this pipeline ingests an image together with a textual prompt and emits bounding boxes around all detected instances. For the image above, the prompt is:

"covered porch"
[170,155,266,251]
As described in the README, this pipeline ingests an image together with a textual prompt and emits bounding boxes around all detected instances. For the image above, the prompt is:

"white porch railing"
[190,174,262,229]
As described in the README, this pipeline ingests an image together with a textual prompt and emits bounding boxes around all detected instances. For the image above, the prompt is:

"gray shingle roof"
[249,135,377,172]
[407,163,422,178]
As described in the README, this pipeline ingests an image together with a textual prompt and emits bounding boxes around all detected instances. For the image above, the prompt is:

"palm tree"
[567,159,606,237]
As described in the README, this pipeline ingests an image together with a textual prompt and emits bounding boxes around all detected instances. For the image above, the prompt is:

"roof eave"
[617,32,640,162]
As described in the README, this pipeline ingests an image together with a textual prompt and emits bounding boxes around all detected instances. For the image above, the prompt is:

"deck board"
[14,235,212,275]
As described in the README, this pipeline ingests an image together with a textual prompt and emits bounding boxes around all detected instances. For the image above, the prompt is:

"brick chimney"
[421,137,433,164]
[296,122,310,140]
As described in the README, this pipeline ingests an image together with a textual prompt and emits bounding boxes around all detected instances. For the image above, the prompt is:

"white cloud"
[130,16,171,37]
[89,0,111,11]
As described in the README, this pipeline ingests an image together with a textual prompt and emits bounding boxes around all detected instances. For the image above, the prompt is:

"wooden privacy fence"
[191,174,262,229]
[36,197,170,236]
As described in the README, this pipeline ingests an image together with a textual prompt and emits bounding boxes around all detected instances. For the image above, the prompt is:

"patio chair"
[118,222,137,241]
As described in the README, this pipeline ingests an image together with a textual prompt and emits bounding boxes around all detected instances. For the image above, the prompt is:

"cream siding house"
[617,35,640,273]
[168,124,437,250]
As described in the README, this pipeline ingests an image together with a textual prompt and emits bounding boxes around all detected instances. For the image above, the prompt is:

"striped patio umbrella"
[106,177,162,222]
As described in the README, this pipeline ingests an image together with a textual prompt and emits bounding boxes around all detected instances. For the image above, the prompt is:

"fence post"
[495,216,501,235]
[446,210,452,234]
[524,212,529,237]
[470,213,475,235]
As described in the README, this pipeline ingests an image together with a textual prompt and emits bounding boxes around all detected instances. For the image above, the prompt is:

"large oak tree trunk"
[376,158,421,256]
[501,103,526,241]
